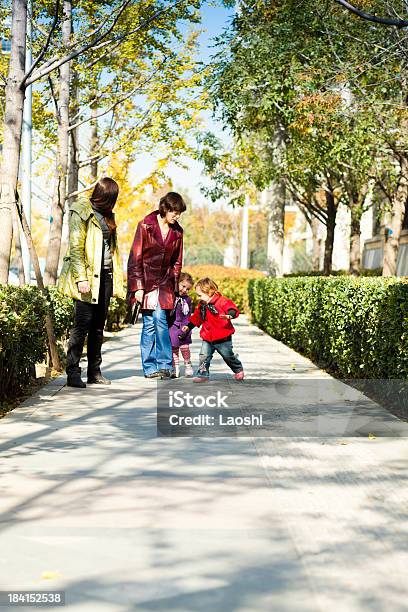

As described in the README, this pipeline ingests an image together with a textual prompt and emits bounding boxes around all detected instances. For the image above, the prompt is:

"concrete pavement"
[1,316,408,611]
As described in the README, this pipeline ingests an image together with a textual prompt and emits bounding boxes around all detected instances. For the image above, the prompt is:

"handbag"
[124,300,141,325]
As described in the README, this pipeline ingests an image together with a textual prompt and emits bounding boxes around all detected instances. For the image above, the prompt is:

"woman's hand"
[77,281,91,294]
[135,289,144,303]
[219,314,232,320]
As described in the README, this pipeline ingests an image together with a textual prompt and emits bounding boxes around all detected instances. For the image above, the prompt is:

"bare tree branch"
[286,178,328,225]
[47,75,60,124]
[67,59,168,131]
[22,0,61,88]
[334,0,408,27]
[79,102,156,169]
[67,177,101,199]
[81,0,132,40]
[23,0,132,87]
[22,0,132,87]
[84,38,124,70]
[23,0,183,88]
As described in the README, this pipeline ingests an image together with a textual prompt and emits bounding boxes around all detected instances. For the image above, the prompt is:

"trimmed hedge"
[106,295,128,331]
[284,268,383,278]
[184,264,264,313]
[0,285,48,401]
[248,276,408,379]
[0,284,126,403]
[46,286,75,342]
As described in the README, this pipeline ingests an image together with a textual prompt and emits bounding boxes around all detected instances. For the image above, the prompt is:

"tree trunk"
[68,131,79,205]
[12,205,26,284]
[68,67,79,206]
[0,0,27,284]
[383,156,408,276]
[264,182,285,276]
[311,216,321,271]
[349,204,361,276]
[90,95,99,181]
[16,198,61,370]
[44,0,71,285]
[323,188,337,275]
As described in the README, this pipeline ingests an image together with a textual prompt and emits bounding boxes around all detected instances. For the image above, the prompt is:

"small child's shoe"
[193,375,209,383]
[171,365,180,379]
[234,370,245,381]
[184,362,194,377]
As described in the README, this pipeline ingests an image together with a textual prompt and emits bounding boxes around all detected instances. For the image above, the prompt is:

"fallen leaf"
[368,433,377,440]
[41,571,62,580]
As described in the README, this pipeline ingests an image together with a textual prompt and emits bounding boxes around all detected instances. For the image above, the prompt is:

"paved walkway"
[1,317,408,611]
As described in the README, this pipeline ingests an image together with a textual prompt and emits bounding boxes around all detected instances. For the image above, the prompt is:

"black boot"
[67,369,86,388]
[87,372,111,385]
[87,329,106,384]
[158,369,172,379]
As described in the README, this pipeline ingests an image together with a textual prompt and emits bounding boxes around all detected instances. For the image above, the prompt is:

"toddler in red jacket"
[181,277,244,382]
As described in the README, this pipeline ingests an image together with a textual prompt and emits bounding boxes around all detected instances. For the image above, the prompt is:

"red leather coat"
[127,210,183,310]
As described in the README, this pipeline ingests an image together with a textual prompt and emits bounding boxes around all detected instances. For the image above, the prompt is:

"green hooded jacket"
[57,198,125,303]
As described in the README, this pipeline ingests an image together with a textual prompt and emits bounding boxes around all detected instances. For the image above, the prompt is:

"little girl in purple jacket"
[169,272,194,377]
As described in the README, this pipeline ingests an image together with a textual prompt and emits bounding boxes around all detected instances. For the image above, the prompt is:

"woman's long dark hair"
[90,177,118,234]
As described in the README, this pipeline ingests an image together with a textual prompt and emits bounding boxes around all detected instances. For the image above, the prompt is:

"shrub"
[46,286,74,343]
[0,283,128,403]
[0,285,48,402]
[283,268,383,278]
[46,285,128,334]
[106,295,128,331]
[183,264,264,313]
[248,276,408,378]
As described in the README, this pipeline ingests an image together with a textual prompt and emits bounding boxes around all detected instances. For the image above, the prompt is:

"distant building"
[362,226,408,275]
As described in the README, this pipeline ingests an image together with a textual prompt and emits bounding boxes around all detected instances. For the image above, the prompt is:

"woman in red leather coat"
[127,192,186,378]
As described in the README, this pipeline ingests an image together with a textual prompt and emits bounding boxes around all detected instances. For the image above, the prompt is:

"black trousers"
[66,270,113,377]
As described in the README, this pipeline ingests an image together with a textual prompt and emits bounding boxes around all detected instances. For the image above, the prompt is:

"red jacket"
[190,293,240,342]
[127,210,183,310]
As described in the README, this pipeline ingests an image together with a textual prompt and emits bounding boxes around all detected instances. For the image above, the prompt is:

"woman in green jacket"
[58,177,125,388]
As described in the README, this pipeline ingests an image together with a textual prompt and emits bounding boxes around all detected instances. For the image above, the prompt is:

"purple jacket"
[169,296,193,348]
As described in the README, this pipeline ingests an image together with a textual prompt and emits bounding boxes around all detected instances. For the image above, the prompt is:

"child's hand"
[181,325,189,332]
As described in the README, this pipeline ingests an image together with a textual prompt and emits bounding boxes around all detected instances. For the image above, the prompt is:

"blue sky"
[130,1,234,207]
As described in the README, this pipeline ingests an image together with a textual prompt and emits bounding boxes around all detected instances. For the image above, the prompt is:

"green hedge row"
[283,268,382,278]
[0,285,48,402]
[0,285,75,402]
[0,284,129,404]
[248,276,408,379]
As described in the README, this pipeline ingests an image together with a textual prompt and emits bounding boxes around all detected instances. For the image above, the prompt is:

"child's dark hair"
[180,272,194,285]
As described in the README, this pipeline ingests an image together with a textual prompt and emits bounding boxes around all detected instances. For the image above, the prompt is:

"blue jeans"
[197,337,243,378]
[140,304,173,375]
